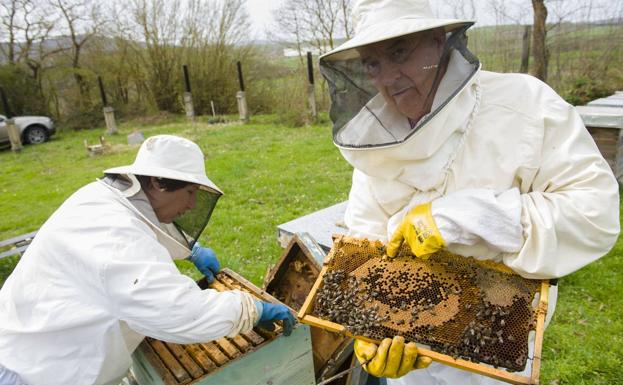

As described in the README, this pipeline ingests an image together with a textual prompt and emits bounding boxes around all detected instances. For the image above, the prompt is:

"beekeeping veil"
[320,0,480,149]
[103,135,222,251]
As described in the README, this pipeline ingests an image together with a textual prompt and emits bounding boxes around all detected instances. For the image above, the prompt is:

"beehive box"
[299,236,550,385]
[263,233,353,382]
[575,104,623,182]
[131,268,315,385]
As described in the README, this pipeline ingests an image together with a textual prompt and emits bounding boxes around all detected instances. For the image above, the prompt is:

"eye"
[391,47,410,63]
[363,59,381,77]
[392,48,406,57]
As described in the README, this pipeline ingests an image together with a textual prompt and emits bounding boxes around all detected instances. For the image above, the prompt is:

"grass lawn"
[1,115,621,384]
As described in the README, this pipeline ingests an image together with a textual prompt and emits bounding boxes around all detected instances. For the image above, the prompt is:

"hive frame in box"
[263,232,355,383]
[298,235,550,385]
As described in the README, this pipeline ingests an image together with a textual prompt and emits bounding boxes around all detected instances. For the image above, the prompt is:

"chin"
[399,103,427,120]
[159,217,174,224]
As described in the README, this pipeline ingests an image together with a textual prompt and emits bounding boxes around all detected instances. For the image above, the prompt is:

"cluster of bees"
[361,262,461,328]
[433,298,529,371]
[313,269,388,337]
[313,247,535,372]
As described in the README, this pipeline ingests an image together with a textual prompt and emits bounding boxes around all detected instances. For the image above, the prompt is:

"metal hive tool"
[299,235,550,385]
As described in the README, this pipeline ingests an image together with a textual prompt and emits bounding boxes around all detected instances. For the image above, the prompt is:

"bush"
[0,64,47,116]
[61,107,105,131]
[561,77,614,106]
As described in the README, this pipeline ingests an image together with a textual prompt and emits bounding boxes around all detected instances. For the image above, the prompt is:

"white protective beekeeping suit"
[319,1,620,384]
[0,135,259,385]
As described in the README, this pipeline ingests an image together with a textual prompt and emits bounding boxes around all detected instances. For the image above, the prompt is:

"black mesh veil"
[172,186,221,248]
[320,25,480,149]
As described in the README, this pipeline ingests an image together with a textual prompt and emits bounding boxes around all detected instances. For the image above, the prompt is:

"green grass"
[0,114,352,283]
[1,115,622,384]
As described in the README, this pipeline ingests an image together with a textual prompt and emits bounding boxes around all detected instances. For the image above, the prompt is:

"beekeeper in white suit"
[0,135,295,385]
[319,0,620,384]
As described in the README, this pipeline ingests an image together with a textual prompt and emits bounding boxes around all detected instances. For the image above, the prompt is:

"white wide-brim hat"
[321,0,474,61]
[104,134,223,194]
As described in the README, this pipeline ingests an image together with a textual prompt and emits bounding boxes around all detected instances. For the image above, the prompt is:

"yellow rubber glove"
[354,336,432,378]
[386,202,445,258]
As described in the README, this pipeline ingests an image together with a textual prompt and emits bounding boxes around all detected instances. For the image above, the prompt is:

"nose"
[187,193,196,210]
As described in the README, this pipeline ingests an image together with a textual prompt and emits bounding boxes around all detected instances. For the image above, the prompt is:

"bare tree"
[531,0,548,81]
[50,0,105,101]
[116,0,250,113]
[0,0,20,64]
[125,0,184,111]
[275,0,354,57]
[444,0,477,19]
[14,1,63,83]
[180,0,251,114]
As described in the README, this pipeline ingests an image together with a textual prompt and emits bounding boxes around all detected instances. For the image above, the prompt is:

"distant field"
[1,115,621,384]
[467,23,623,100]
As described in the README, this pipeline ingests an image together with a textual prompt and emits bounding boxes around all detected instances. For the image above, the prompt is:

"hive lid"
[575,105,623,129]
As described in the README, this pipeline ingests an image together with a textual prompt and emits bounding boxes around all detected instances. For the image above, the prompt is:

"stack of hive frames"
[299,236,550,385]
[133,268,290,385]
[263,233,353,382]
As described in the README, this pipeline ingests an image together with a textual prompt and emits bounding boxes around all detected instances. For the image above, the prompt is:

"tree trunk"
[531,0,548,82]
[520,25,531,73]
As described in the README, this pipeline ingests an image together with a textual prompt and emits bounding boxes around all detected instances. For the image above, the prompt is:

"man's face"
[359,31,446,120]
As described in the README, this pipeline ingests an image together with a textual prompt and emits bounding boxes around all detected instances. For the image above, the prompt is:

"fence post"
[0,86,22,151]
[182,64,195,120]
[98,76,117,135]
[236,61,249,122]
[520,25,531,74]
[306,51,317,121]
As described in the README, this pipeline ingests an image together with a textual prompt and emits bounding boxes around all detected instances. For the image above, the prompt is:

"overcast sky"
[245,0,285,40]
[245,0,622,41]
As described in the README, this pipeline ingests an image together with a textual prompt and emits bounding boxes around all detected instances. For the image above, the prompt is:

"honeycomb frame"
[298,235,550,385]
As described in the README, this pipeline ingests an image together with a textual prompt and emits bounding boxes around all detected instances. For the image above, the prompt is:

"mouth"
[391,86,413,97]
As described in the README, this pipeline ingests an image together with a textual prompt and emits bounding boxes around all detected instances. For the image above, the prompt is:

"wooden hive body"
[131,268,315,385]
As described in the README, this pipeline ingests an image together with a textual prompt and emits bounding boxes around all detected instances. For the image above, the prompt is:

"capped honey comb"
[310,236,544,372]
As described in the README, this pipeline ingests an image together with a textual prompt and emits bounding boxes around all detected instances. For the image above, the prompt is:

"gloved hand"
[189,242,220,283]
[386,202,444,259]
[354,336,432,378]
[255,301,297,336]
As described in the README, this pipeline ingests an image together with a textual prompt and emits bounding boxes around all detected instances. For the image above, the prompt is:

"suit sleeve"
[100,221,258,343]
[503,96,620,279]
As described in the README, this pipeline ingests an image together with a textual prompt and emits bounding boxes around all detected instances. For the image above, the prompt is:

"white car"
[0,114,56,145]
